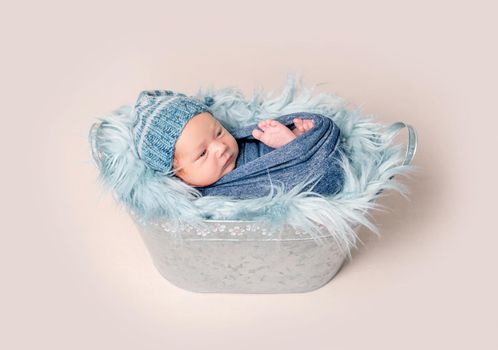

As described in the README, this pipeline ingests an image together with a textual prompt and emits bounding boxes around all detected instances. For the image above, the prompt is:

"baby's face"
[173,112,239,187]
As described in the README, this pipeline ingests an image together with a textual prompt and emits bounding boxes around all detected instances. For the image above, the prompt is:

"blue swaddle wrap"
[194,112,345,199]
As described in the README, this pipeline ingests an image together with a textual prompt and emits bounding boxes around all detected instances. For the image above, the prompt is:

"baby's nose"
[213,141,228,157]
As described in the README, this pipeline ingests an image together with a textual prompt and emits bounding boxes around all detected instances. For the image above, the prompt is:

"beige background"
[1,0,496,349]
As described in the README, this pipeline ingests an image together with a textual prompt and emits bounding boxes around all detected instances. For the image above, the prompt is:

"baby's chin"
[205,157,236,185]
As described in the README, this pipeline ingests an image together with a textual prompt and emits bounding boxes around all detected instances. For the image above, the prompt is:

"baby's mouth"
[224,154,233,167]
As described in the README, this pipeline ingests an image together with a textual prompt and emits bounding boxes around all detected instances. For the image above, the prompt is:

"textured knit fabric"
[132,90,210,174]
[194,112,345,199]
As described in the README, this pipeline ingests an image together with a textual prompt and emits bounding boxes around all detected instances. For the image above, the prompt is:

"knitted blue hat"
[131,90,210,174]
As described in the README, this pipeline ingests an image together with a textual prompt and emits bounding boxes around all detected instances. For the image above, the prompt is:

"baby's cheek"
[231,138,239,154]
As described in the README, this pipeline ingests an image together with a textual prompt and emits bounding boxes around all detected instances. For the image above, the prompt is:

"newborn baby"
[132,90,345,199]
[132,90,314,186]
[173,111,315,186]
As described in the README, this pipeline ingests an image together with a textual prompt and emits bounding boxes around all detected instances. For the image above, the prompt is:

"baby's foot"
[292,118,314,137]
[252,119,297,149]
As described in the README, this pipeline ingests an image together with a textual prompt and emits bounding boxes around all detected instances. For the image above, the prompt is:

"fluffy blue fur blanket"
[197,112,345,199]
[90,75,415,253]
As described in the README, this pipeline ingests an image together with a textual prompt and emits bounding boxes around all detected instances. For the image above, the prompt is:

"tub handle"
[88,121,103,169]
[386,122,418,166]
